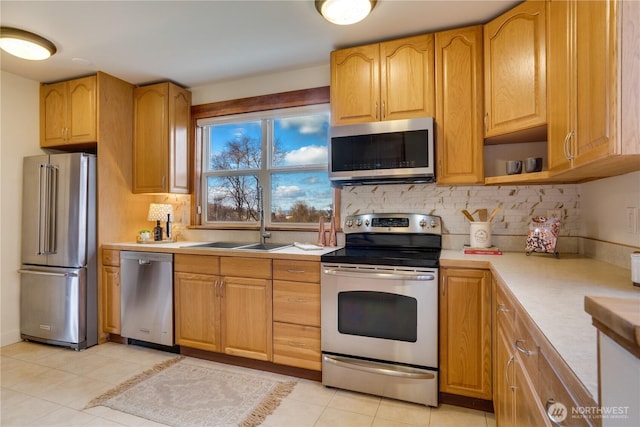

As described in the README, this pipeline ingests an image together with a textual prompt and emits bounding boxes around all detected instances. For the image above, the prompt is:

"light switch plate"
[626,207,637,234]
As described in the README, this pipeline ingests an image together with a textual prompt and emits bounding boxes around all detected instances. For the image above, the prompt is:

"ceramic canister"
[470,222,492,248]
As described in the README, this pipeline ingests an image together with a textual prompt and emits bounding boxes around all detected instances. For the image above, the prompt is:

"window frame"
[190,86,340,231]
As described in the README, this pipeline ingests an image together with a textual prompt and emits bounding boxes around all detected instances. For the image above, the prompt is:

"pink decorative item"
[525,216,560,258]
[317,216,326,247]
[329,216,337,247]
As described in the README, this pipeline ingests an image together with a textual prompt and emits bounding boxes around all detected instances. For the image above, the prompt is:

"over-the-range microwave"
[329,117,435,187]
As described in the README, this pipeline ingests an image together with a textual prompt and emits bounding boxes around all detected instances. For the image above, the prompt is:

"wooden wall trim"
[191,86,330,119]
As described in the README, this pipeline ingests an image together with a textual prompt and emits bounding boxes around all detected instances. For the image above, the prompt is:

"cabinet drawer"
[175,254,220,275]
[273,260,320,283]
[273,322,321,371]
[102,249,120,266]
[515,315,540,392]
[495,281,516,332]
[538,350,591,427]
[220,257,271,279]
[273,280,320,327]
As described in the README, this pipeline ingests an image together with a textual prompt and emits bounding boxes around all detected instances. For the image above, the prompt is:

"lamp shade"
[315,0,377,25]
[0,27,57,60]
[147,203,174,222]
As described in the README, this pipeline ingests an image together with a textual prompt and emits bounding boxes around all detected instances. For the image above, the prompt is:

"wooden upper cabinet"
[331,44,379,125]
[548,0,639,179]
[40,75,97,148]
[435,25,484,185]
[380,34,435,122]
[133,82,191,194]
[330,34,434,125]
[484,1,547,138]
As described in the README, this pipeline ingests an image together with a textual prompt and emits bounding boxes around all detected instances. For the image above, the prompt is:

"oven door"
[321,263,438,368]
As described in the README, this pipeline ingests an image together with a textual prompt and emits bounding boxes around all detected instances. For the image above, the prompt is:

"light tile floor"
[1,341,496,426]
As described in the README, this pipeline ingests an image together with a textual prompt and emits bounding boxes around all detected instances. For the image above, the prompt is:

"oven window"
[337,291,417,342]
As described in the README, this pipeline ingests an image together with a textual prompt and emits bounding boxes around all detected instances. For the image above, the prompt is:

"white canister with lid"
[470,222,492,248]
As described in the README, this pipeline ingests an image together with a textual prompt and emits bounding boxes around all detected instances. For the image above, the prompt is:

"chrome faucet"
[258,185,271,244]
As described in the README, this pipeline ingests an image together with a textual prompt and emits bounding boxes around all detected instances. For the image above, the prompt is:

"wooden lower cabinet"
[174,271,221,352]
[101,249,120,334]
[222,276,272,361]
[493,276,596,427]
[439,268,492,399]
[272,260,321,371]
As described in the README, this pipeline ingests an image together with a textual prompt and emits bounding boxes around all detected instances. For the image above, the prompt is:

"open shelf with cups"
[482,140,551,185]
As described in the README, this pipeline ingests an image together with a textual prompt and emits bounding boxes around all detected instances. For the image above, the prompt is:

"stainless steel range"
[320,213,441,406]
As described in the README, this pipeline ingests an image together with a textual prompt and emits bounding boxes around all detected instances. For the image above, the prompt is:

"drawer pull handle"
[505,355,515,391]
[515,339,533,356]
[287,298,308,303]
[497,304,510,313]
[288,341,306,348]
[286,269,306,274]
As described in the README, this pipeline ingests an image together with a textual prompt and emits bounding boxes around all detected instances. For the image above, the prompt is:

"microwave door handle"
[323,267,435,282]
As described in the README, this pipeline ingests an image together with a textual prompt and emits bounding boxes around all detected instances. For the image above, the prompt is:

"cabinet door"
[102,266,120,334]
[547,0,575,174]
[168,84,191,193]
[496,325,516,427]
[330,44,380,125]
[440,268,492,399]
[66,76,97,144]
[174,272,221,352]
[40,82,68,147]
[222,276,272,361]
[133,83,169,193]
[435,26,484,184]
[484,1,547,137]
[515,356,552,427]
[380,34,435,121]
[573,0,617,166]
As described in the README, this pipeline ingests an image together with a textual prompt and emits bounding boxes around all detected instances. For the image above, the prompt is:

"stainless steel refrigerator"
[19,153,97,350]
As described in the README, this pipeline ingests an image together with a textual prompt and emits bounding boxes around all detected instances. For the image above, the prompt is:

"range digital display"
[371,217,410,228]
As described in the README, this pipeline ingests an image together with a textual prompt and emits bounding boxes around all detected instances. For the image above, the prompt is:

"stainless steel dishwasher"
[120,251,173,346]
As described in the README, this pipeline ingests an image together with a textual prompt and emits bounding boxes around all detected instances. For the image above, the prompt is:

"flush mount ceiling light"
[315,0,377,25]
[0,27,57,60]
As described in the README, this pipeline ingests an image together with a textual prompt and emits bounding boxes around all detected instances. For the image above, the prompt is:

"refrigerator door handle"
[38,164,58,255]
[18,269,78,278]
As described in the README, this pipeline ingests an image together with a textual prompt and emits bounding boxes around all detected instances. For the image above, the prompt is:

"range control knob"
[364,219,370,226]
[430,219,437,228]
[419,219,427,228]
[346,219,353,228]
[355,219,363,227]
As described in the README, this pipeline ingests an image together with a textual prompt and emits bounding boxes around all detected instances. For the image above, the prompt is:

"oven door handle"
[323,354,436,380]
[323,267,435,282]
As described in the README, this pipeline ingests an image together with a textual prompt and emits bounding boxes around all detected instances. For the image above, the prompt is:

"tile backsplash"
[341,182,580,251]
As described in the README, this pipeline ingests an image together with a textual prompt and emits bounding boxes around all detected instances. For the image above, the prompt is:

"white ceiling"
[1,0,520,89]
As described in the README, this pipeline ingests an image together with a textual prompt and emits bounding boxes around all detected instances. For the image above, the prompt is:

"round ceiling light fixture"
[0,27,57,60]
[315,0,377,25]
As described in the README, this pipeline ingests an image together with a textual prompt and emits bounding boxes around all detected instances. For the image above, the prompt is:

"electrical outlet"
[626,207,638,234]
[547,209,562,219]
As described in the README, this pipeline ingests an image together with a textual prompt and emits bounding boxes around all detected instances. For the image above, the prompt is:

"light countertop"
[441,250,640,401]
[102,241,341,261]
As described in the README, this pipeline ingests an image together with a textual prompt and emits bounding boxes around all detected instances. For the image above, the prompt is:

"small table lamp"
[147,203,174,241]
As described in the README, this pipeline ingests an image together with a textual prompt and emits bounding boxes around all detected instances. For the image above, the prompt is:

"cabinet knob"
[497,303,510,313]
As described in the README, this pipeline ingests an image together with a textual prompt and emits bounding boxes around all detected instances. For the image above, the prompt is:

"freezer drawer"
[120,251,173,346]
[19,266,87,349]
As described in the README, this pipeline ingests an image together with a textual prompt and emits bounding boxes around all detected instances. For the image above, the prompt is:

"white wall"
[0,71,43,346]
[190,64,330,105]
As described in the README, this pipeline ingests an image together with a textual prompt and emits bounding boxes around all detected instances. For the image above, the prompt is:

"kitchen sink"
[183,242,248,249]
[183,242,291,251]
[235,242,292,251]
